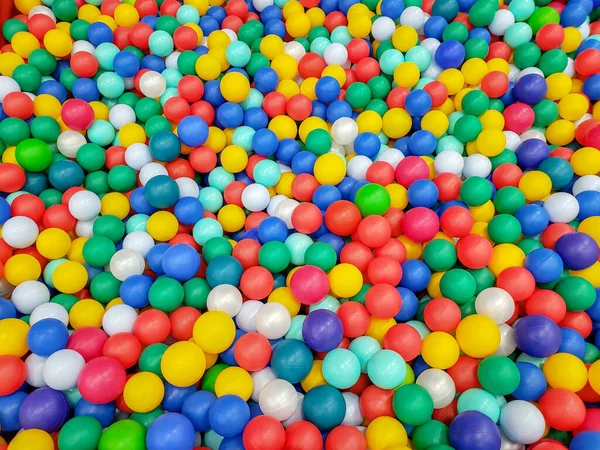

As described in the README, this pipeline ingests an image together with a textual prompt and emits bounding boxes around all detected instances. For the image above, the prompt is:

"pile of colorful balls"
[1,0,600,448]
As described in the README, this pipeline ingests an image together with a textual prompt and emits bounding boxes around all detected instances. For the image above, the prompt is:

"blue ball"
[264,18,285,38]
[326,100,353,123]
[87,22,114,46]
[219,435,245,450]
[571,431,600,450]
[469,27,491,42]
[577,190,600,220]
[400,260,431,292]
[514,314,562,358]
[302,385,346,431]
[130,187,158,215]
[254,67,279,94]
[435,40,465,69]
[0,297,16,319]
[0,391,27,432]
[336,177,356,200]
[205,255,243,287]
[146,413,196,450]
[257,217,288,243]
[72,78,100,102]
[113,51,140,78]
[74,400,115,428]
[407,179,439,208]
[404,90,433,117]
[353,132,381,159]
[203,80,225,107]
[217,102,244,128]
[317,233,345,256]
[583,74,600,101]
[253,129,279,156]
[554,232,600,271]
[515,139,550,170]
[512,362,547,401]
[560,1,591,27]
[313,184,342,211]
[149,131,181,162]
[315,76,341,104]
[408,130,437,157]
[199,16,219,35]
[524,248,564,284]
[120,274,153,308]
[181,390,216,432]
[220,329,245,366]
[449,411,501,450]
[38,80,68,103]
[144,175,180,209]
[271,339,313,383]
[261,5,282,21]
[244,107,269,130]
[276,138,301,165]
[515,204,549,236]
[207,5,227,23]
[291,151,317,175]
[412,355,431,378]
[560,327,586,359]
[424,16,448,39]
[178,116,209,147]
[380,0,404,19]
[302,310,344,352]
[162,383,196,413]
[207,395,250,438]
[395,287,419,321]
[174,197,204,226]
[513,74,547,105]
[27,319,69,357]
[311,100,328,120]
[162,244,201,282]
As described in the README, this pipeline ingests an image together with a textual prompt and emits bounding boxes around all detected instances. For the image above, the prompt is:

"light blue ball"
[95,42,120,70]
[149,30,174,57]
[457,388,501,422]
[285,315,306,341]
[162,68,184,88]
[176,5,200,25]
[208,167,235,192]
[198,187,224,213]
[309,295,341,313]
[380,49,405,75]
[97,72,125,99]
[226,41,252,67]
[253,159,281,187]
[310,37,331,56]
[126,214,149,233]
[88,120,116,146]
[193,218,224,246]
[240,88,264,110]
[322,348,361,389]
[232,126,255,152]
[367,349,407,389]
[285,232,313,265]
[406,46,431,72]
[504,22,533,48]
[348,335,381,372]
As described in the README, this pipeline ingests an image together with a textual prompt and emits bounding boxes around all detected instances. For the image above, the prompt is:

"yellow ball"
[119,123,146,148]
[215,366,253,400]
[90,101,109,121]
[421,110,449,138]
[394,62,420,88]
[15,0,42,14]
[306,7,326,26]
[546,73,573,101]
[78,4,102,22]
[268,115,298,140]
[488,243,526,277]
[185,0,210,14]
[11,32,40,59]
[101,192,131,220]
[8,429,53,450]
[579,216,600,246]
[0,318,29,357]
[479,109,504,130]
[366,417,408,450]
[486,57,509,74]
[221,144,249,173]
[398,235,422,260]
[33,94,62,118]
[454,88,472,112]
[314,153,346,185]
[106,298,124,310]
[67,237,88,264]
[348,14,372,38]
[476,129,506,157]
[356,110,383,134]
[286,12,312,38]
[52,261,88,294]
[366,317,396,345]
[546,119,576,147]
[271,53,298,80]
[461,58,488,85]
[518,170,552,202]
[193,311,236,354]
[275,172,295,197]
[0,52,25,77]
[438,69,464,95]
[207,30,231,49]
[571,147,600,176]
[161,341,207,387]
[301,360,327,392]
[282,0,304,18]
[588,359,600,394]
[206,127,227,152]
[36,228,71,260]
[558,93,589,121]
[69,299,105,329]
[383,108,412,139]
[456,314,501,358]
[268,287,301,316]
[4,254,41,286]
[392,26,418,52]
[562,27,582,53]
[147,211,179,242]
[300,77,318,100]
[260,35,285,60]
[570,261,600,288]
[470,200,495,223]
[471,222,491,241]
[114,3,140,27]
[196,54,222,80]
[329,263,363,298]
[299,116,327,142]
[276,79,300,99]
[421,331,460,369]
[322,65,346,86]
[124,372,165,413]
[44,29,73,58]
[543,353,587,392]
[218,204,246,233]
[386,183,408,209]
[427,271,444,298]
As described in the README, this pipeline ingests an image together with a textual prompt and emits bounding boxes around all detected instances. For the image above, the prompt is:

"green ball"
[2,19,28,42]
[89,271,121,304]
[393,384,434,426]
[513,42,541,69]
[305,129,332,156]
[440,269,476,304]
[487,214,522,244]
[517,238,544,255]
[156,15,179,35]
[423,239,457,272]
[462,297,476,318]
[82,236,116,267]
[130,408,164,429]
[85,171,110,195]
[51,293,79,312]
[468,0,499,27]
[493,187,526,215]
[183,278,210,309]
[490,149,517,169]
[528,6,560,34]
[77,143,106,171]
[93,215,125,243]
[30,116,60,143]
[60,68,79,92]
[139,343,167,377]
[538,48,568,76]
[304,242,337,273]
[584,343,600,364]
[58,416,102,450]
[149,276,184,312]
[468,267,495,295]
[345,82,372,109]
[461,90,490,117]
[202,237,233,263]
[238,21,264,46]
[367,76,391,100]
[354,183,391,216]
[464,38,489,60]
[136,97,164,123]
[443,22,469,43]
[0,118,31,146]
[70,19,90,41]
[40,189,64,208]
[108,165,137,192]
[460,176,492,206]
[533,99,559,127]
[555,276,596,311]
[12,64,42,92]
[477,355,521,395]
[453,115,482,143]
[411,420,450,450]
[201,363,229,393]
[15,139,53,172]
[258,241,291,273]
[98,420,146,450]
[53,0,79,21]
[350,284,371,305]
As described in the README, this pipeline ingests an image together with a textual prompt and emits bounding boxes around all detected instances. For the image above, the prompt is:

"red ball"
[487,41,511,60]
[27,14,55,40]
[386,87,410,108]
[291,174,319,202]
[383,208,405,237]
[340,242,373,273]
[367,257,402,286]
[354,58,380,82]
[347,39,370,64]
[243,416,286,450]
[424,297,461,332]
[423,81,448,107]
[359,385,394,421]
[232,239,260,270]
[374,238,406,262]
[536,24,564,50]
[530,441,568,450]
[102,332,142,369]
[575,118,600,146]
[133,309,171,345]
[170,306,202,341]
[160,0,180,15]
[491,163,523,188]
[432,398,458,425]
[325,425,367,450]
[135,0,159,17]
[383,323,422,362]
[42,205,76,232]
[225,0,248,20]
[284,421,323,450]
[71,51,99,78]
[234,332,272,371]
[357,215,392,249]
[0,240,13,264]
[190,146,217,173]
[575,49,600,77]
[67,327,109,362]
[105,146,127,168]
[129,22,152,49]
[541,223,575,249]
[11,193,45,222]
[440,205,473,238]
[240,266,274,299]
[525,289,566,323]
[298,53,326,79]
[366,161,395,186]
[433,172,461,202]
[496,266,536,302]
[559,311,592,339]
[0,164,26,193]
[166,158,195,179]
[164,96,191,124]
[222,15,243,32]
[173,25,198,51]
[223,181,246,207]
[481,71,509,98]
[503,103,535,134]
[0,355,26,396]
[287,94,312,122]
[575,408,600,435]
[395,156,430,188]
[456,234,493,269]
[291,203,323,234]
[402,207,439,242]
[447,356,481,393]
[245,155,267,180]
[245,212,268,231]
[325,201,362,236]
[337,301,370,338]
[78,356,127,404]
[2,92,33,119]
[365,283,402,318]
[263,92,288,118]
[178,76,204,103]
[324,11,348,32]
[190,100,215,125]
[539,388,586,431]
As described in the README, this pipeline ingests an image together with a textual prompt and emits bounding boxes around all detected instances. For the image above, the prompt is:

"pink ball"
[290,265,330,305]
[503,103,535,134]
[395,156,430,188]
[61,99,95,131]
[402,206,439,242]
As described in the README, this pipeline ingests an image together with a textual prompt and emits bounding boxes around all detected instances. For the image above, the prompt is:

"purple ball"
[449,411,501,450]
[19,388,69,433]
[514,314,562,358]
[513,74,547,104]
[302,309,344,352]
[554,232,600,271]
[515,139,550,170]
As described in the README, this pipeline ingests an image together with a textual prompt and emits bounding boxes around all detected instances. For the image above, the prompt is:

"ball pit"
[1,0,600,448]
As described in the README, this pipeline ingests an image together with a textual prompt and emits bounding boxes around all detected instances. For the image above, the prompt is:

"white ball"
[421,38,441,57]
[572,175,600,196]
[29,5,56,21]
[236,300,264,332]
[500,400,545,444]
[543,192,579,223]
[125,143,153,170]
[176,177,200,199]
[504,131,520,151]
[109,104,136,130]
[284,41,306,62]
[495,323,517,357]
[578,20,590,40]
[75,219,97,238]
[372,16,396,41]
[323,43,348,66]
[57,130,86,158]
[475,288,515,324]
[282,393,305,428]
[416,368,456,409]
[267,194,288,216]
[122,231,155,257]
[463,154,492,179]
[520,129,546,142]
[140,71,166,99]
[251,367,277,402]
[2,216,39,249]
[165,51,180,69]
[259,379,299,421]
[252,0,273,12]
[563,57,575,78]
[102,304,138,336]
[500,431,526,450]
[400,6,425,29]
[207,284,243,317]
[139,162,169,186]
[377,148,405,169]
[242,184,271,212]
[42,349,86,391]
[69,190,101,222]
[516,67,544,81]
[109,249,146,281]
[30,303,69,326]
[12,280,50,314]
[423,61,443,79]
[346,155,371,181]
[255,303,291,339]
[342,392,363,426]
[274,199,299,229]
[25,354,47,388]
[0,76,20,102]
[222,29,238,42]
[489,10,515,36]
[124,76,135,91]
[434,150,464,175]
[575,113,593,127]
[508,64,521,82]
[331,118,358,146]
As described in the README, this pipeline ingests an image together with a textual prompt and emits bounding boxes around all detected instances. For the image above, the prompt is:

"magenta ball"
[290,265,330,305]
[402,207,440,242]
[61,99,95,131]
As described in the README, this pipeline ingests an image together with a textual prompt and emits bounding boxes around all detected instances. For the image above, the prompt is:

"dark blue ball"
[435,40,465,69]
[513,74,547,105]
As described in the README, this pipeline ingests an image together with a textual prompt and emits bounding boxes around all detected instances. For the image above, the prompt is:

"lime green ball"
[15,138,53,172]
[98,420,146,450]
[354,184,391,216]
